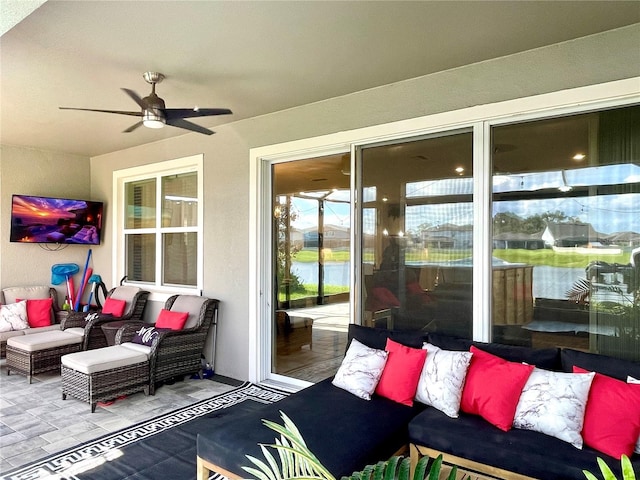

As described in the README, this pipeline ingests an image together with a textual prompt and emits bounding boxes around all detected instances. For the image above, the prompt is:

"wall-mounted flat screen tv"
[10,194,104,245]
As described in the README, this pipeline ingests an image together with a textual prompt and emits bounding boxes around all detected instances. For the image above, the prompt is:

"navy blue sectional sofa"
[196,325,640,480]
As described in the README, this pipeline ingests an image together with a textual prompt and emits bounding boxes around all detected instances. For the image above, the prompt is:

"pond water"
[292,261,587,301]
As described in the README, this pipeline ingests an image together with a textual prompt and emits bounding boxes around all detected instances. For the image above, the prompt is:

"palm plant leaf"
[243,411,335,480]
[384,457,401,480]
[621,455,636,480]
[242,412,467,480]
[411,456,429,480]
[582,455,635,480]
[566,277,591,304]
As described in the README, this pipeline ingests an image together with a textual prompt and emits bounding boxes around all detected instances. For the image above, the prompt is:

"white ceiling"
[1,1,639,158]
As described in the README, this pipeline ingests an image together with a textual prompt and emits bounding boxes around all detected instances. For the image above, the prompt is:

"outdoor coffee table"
[100,320,129,346]
[6,330,84,383]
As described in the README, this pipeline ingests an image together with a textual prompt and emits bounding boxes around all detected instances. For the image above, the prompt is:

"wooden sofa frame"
[410,444,536,480]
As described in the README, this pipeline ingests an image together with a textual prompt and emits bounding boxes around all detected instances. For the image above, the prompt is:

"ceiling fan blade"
[59,107,141,117]
[165,108,232,120]
[121,88,147,109]
[123,121,143,133]
[166,117,215,135]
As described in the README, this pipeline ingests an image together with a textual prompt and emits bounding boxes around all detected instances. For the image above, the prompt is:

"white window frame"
[249,79,640,385]
[113,154,204,303]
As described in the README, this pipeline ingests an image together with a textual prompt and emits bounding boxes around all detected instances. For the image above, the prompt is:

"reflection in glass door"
[491,105,640,360]
[271,154,351,382]
[359,131,474,336]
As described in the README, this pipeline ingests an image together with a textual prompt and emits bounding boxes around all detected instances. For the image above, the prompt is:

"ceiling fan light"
[142,111,165,129]
[143,119,164,129]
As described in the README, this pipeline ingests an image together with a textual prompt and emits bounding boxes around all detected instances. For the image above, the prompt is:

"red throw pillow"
[574,366,640,459]
[368,287,400,311]
[101,297,126,317]
[155,309,189,330]
[18,298,53,327]
[375,338,427,406]
[461,346,534,431]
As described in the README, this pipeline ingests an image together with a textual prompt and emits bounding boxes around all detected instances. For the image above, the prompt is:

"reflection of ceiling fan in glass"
[60,72,232,135]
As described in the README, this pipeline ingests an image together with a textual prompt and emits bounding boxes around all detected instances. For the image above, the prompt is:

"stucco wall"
[0,145,91,297]
[2,25,638,381]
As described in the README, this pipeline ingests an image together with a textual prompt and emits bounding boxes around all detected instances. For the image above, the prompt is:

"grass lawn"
[278,284,349,302]
[292,247,630,268]
[493,249,629,268]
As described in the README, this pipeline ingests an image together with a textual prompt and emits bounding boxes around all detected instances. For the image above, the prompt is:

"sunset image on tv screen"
[10,195,103,245]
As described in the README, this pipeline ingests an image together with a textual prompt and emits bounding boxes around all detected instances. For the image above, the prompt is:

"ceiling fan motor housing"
[142,92,166,127]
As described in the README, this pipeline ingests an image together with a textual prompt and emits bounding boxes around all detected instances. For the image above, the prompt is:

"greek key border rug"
[1,382,289,480]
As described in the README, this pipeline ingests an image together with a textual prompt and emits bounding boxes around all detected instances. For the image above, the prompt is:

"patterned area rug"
[1,382,289,480]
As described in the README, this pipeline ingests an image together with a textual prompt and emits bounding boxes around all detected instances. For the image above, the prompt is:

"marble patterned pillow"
[415,343,473,418]
[0,300,29,332]
[513,368,595,448]
[332,338,388,400]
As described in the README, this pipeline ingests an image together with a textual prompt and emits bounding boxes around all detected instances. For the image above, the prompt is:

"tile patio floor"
[0,359,240,473]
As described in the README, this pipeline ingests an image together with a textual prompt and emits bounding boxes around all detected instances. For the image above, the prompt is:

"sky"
[11,195,86,225]
[289,163,640,235]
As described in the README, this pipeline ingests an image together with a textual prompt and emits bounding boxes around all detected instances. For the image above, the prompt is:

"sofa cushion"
[347,323,427,351]
[2,286,51,304]
[169,295,209,329]
[375,338,426,406]
[427,333,561,370]
[513,368,595,448]
[332,339,387,400]
[108,286,141,317]
[61,344,147,374]
[0,330,25,343]
[561,348,640,381]
[197,378,422,478]
[120,342,152,356]
[574,366,640,459]
[8,330,82,351]
[460,346,534,431]
[409,407,638,480]
[414,343,472,418]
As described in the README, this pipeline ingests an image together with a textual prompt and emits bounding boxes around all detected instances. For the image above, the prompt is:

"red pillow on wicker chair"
[155,309,189,330]
[102,297,126,317]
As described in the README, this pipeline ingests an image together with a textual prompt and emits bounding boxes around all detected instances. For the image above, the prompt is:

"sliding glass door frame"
[249,79,639,386]
[250,145,352,388]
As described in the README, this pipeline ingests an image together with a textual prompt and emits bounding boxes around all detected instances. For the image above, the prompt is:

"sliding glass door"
[358,131,475,337]
[491,106,640,359]
[271,154,351,382]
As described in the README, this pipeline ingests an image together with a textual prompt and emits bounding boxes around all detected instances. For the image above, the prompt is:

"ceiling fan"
[60,72,232,135]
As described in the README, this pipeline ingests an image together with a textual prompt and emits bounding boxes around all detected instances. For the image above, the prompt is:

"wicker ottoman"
[61,345,150,412]
[6,330,84,383]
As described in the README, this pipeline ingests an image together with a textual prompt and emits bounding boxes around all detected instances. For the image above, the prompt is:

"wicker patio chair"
[115,294,219,395]
[60,285,150,350]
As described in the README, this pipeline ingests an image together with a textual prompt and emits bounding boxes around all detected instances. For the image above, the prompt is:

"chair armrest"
[84,313,120,330]
[115,322,146,344]
[60,311,89,329]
